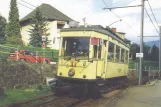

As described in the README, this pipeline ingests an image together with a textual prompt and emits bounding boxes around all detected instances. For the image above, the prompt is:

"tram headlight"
[68,69,75,76]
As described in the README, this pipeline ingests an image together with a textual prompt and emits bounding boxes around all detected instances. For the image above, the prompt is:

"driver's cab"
[61,37,90,60]
[57,28,107,80]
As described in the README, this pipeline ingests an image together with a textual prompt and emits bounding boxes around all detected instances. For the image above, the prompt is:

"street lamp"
[108,19,122,27]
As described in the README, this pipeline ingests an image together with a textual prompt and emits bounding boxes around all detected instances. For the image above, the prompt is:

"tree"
[0,15,6,44]
[130,43,140,60]
[150,44,159,61]
[143,43,151,60]
[28,7,50,47]
[6,0,23,45]
[130,43,151,61]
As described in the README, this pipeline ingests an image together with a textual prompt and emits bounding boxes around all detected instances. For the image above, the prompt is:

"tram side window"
[93,45,97,58]
[108,42,114,61]
[121,49,125,63]
[125,51,129,63]
[61,39,66,56]
[98,45,102,59]
[93,45,102,59]
[116,46,120,62]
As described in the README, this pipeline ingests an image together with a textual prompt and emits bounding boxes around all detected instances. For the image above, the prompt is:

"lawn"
[0,84,52,106]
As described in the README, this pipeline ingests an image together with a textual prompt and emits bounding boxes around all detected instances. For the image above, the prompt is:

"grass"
[0,84,51,106]
[128,60,159,69]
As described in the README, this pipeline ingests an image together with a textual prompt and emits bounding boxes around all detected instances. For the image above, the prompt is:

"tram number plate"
[136,53,143,58]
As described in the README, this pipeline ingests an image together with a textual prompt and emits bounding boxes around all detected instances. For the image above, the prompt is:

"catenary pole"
[159,26,161,78]
[139,0,145,85]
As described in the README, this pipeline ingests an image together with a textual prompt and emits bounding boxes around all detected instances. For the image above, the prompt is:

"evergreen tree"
[0,15,6,44]
[130,43,140,60]
[6,0,23,45]
[150,44,159,61]
[143,43,151,60]
[130,43,151,61]
[29,7,50,47]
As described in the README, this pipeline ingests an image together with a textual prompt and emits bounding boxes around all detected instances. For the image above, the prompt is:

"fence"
[128,61,160,81]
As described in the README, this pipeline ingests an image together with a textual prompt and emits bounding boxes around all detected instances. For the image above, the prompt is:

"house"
[111,28,125,40]
[20,3,74,50]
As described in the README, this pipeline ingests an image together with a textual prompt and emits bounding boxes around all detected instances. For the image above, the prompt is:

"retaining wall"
[0,61,44,90]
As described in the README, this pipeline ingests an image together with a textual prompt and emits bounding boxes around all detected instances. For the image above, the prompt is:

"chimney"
[112,28,116,32]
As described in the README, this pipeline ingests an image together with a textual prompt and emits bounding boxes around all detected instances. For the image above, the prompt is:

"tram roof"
[61,25,129,47]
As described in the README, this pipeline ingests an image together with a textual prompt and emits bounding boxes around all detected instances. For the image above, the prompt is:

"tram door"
[96,40,107,78]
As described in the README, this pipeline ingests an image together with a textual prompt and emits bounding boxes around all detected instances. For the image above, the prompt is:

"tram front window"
[61,37,90,58]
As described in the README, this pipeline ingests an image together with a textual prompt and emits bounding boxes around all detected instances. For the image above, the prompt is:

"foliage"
[130,43,139,60]
[0,44,59,62]
[0,85,51,106]
[129,43,159,69]
[129,60,159,69]
[143,43,151,60]
[0,15,7,44]
[5,36,23,46]
[5,0,23,45]
[29,7,50,47]
[150,44,159,61]
[130,43,159,62]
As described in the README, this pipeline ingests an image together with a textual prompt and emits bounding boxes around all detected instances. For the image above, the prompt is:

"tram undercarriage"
[49,76,128,98]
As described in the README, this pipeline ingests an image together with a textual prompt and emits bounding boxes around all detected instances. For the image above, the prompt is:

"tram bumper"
[48,78,58,93]
[48,77,74,96]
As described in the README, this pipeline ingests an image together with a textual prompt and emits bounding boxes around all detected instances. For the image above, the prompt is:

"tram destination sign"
[136,53,143,58]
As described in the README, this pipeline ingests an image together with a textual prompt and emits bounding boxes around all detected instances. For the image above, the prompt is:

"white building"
[20,3,74,50]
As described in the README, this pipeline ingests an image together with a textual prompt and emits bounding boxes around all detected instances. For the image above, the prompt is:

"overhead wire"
[147,0,159,26]
[18,0,38,10]
[107,0,122,7]
[17,2,34,10]
[20,0,36,8]
[101,0,140,35]
[144,8,159,34]
[19,0,159,37]
[106,0,136,7]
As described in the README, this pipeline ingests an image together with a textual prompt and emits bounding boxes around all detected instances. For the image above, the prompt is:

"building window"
[108,42,114,61]
[125,51,129,63]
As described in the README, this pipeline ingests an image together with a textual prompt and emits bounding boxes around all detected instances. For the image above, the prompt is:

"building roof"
[117,32,126,34]
[61,25,129,47]
[20,3,74,24]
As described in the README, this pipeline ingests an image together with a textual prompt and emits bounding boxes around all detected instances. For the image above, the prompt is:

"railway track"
[4,77,153,107]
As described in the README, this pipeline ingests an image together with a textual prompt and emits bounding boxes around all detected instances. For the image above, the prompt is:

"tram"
[50,25,130,97]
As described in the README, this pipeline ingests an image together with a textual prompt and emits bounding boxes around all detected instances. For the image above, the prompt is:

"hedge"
[0,44,59,62]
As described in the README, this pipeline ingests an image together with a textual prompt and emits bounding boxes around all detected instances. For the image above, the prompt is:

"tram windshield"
[61,37,90,58]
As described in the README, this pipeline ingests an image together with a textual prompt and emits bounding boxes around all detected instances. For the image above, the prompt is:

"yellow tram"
[52,25,129,97]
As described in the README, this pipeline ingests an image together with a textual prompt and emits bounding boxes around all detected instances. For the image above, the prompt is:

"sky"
[0,0,161,43]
